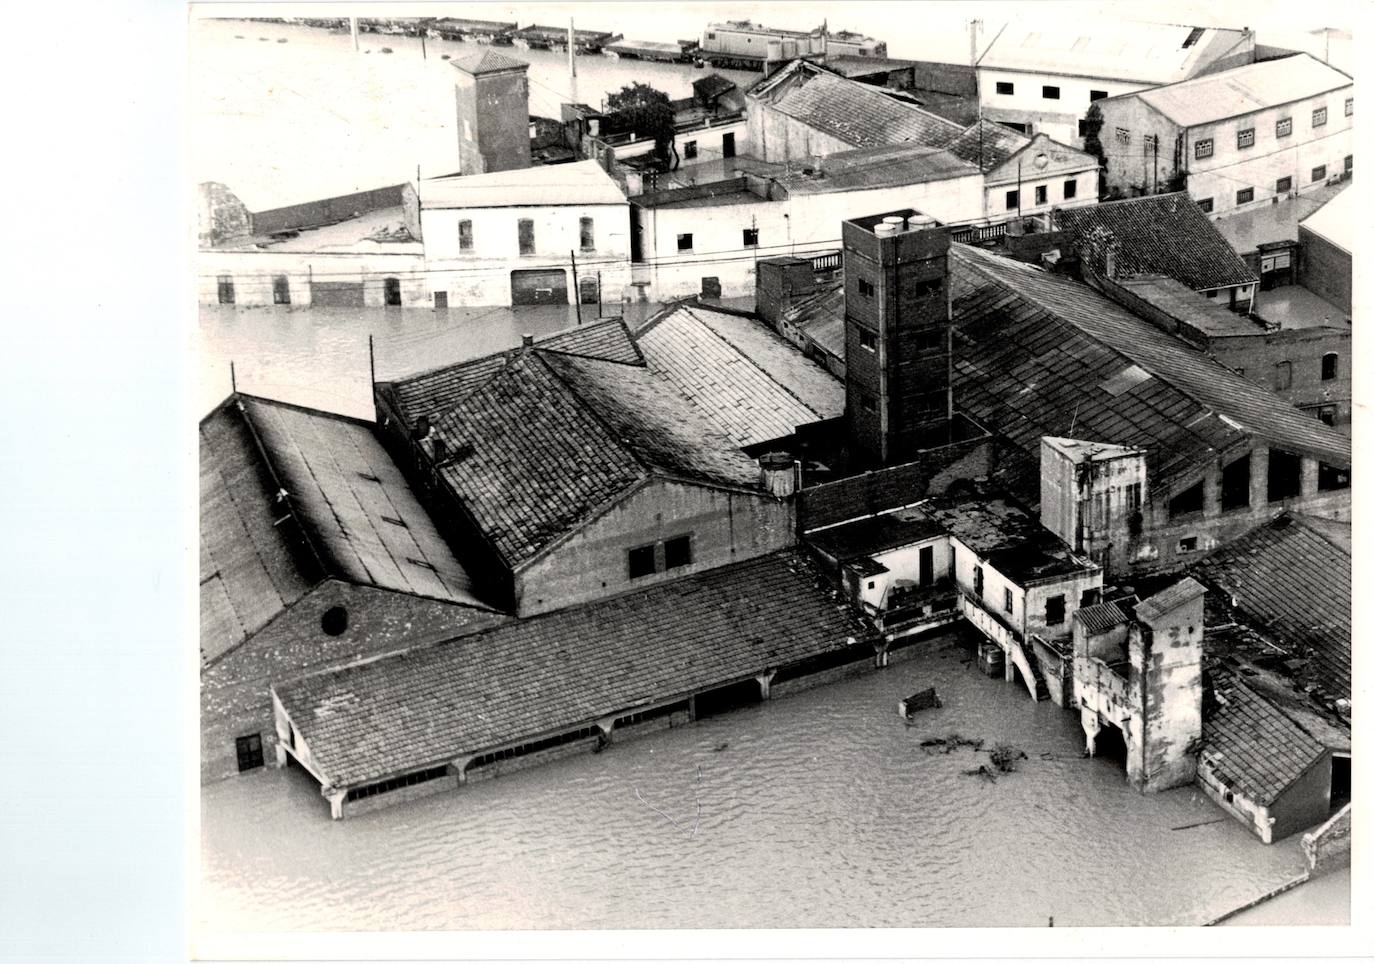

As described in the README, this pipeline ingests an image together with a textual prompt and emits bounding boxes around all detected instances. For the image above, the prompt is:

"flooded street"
[199,639,1310,932]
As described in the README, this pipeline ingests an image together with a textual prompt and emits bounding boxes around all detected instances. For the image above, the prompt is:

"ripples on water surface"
[200,642,1308,932]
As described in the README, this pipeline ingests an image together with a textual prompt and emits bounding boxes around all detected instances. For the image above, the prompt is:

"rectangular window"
[1316,405,1336,426]
[235,734,264,772]
[1177,536,1198,553]
[1003,587,1014,614]
[663,535,692,570]
[1194,138,1213,159]
[1276,176,1292,193]
[915,329,945,353]
[272,275,290,305]
[628,544,656,579]
[1313,106,1327,127]
[913,391,946,421]
[1143,133,1157,153]
[1274,360,1292,390]
[517,218,535,255]
[1312,164,1327,183]
[973,566,984,599]
[676,233,693,252]
[1005,188,1019,211]
[996,81,1014,95]
[1197,197,1213,213]
[858,328,877,352]
[858,278,874,298]
[1169,481,1203,519]
[579,216,594,252]
[1322,353,1338,381]
[433,291,448,309]
[1090,89,1108,101]
[1345,97,1353,116]
[1125,482,1142,512]
[1345,154,1353,173]
[1236,128,1255,149]
[1035,184,1048,205]
[1078,119,1088,138]
[683,140,698,159]
[1115,127,1131,145]
[217,274,235,305]
[1236,187,1254,205]
[1275,117,1292,138]
[1042,85,1060,99]
[913,278,941,298]
[459,219,473,251]
[859,392,876,413]
[742,228,759,247]
[1045,594,1065,626]
[1204,288,1217,298]
[1063,180,1077,202]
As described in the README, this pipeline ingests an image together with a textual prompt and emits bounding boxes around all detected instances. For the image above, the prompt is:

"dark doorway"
[236,734,264,772]
[272,274,291,305]
[1221,455,1251,511]
[217,275,236,305]
[721,132,736,158]
[310,281,365,306]
[579,275,599,305]
[433,291,448,309]
[1093,722,1128,769]
[384,277,402,306]
[918,545,934,586]
[701,276,722,299]
[1267,449,1302,502]
[694,678,761,719]
[1330,755,1350,811]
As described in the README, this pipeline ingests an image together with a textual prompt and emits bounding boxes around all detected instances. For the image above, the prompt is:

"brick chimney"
[755,256,819,330]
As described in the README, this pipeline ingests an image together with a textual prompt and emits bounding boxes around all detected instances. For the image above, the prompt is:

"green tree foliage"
[605,82,677,170]
[1082,103,1106,170]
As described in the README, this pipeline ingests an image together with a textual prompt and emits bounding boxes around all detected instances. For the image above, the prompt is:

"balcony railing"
[949,222,1009,244]
[957,588,1024,644]
[810,251,841,272]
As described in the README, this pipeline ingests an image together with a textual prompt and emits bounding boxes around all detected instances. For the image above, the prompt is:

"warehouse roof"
[1131,53,1352,128]
[1298,186,1353,255]
[943,119,1031,171]
[805,506,948,562]
[921,493,1095,583]
[978,21,1247,85]
[948,246,1351,498]
[1056,193,1256,292]
[1074,601,1129,635]
[422,160,627,209]
[1202,671,1328,807]
[636,303,843,448]
[199,395,486,666]
[376,319,642,428]
[426,349,760,568]
[448,48,529,75]
[780,142,980,191]
[274,549,874,788]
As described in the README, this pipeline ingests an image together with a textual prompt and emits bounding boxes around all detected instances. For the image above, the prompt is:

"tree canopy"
[604,82,677,170]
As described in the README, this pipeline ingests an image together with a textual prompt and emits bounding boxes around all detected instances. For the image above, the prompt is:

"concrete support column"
[757,670,778,699]
[1202,460,1222,518]
[1300,456,1320,498]
[874,648,891,670]
[596,716,616,745]
[1248,445,1269,509]
[1081,710,1100,757]
[451,755,474,785]
[1004,645,1015,683]
[324,787,347,820]
[274,741,288,768]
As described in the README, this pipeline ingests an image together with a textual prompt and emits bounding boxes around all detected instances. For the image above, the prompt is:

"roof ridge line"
[530,351,654,477]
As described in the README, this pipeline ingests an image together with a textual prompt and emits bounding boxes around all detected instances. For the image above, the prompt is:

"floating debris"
[277,37,288,43]
[712,740,729,752]
[898,687,942,717]
[962,764,998,783]
[988,743,1027,773]
[380,46,394,53]
[1171,817,1227,831]
[918,732,984,755]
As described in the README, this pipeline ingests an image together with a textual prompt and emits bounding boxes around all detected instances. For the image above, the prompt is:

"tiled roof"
[379,319,642,428]
[1134,53,1352,128]
[1134,577,1206,623]
[949,246,1351,492]
[200,400,318,665]
[820,55,921,78]
[422,160,627,209]
[1115,277,1263,338]
[199,395,486,666]
[768,71,963,151]
[275,550,875,788]
[448,48,529,76]
[780,142,980,191]
[1074,601,1128,635]
[428,350,760,568]
[636,303,843,447]
[978,21,1245,84]
[1056,193,1256,292]
[806,507,947,561]
[920,493,1094,583]
[943,119,1030,172]
[1202,672,1327,806]
[1194,513,1350,700]
[783,282,845,360]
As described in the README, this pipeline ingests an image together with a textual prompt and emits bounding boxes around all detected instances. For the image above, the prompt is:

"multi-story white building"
[1095,54,1353,216]
[421,160,632,307]
[976,20,1254,147]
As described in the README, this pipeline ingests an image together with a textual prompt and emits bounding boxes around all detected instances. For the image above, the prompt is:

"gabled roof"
[1132,53,1352,128]
[377,319,641,429]
[782,281,845,361]
[422,160,627,209]
[1074,601,1129,635]
[1194,513,1350,700]
[948,246,1350,496]
[1056,193,1256,291]
[943,119,1031,172]
[781,142,980,191]
[274,549,874,788]
[1135,577,1206,623]
[978,21,1247,85]
[448,48,529,75]
[1202,671,1328,806]
[427,350,760,569]
[1299,185,1352,255]
[757,63,963,152]
[199,395,486,665]
[635,303,844,448]
[1042,437,1144,464]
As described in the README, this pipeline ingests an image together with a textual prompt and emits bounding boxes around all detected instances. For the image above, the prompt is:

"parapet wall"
[1302,802,1352,875]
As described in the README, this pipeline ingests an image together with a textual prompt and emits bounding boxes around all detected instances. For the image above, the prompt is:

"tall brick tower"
[841,209,953,466]
[451,49,531,176]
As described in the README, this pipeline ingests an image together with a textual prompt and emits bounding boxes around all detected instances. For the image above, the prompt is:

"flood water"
[199,637,1312,932]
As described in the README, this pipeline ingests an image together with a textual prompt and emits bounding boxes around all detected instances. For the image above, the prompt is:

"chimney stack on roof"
[521,333,536,347]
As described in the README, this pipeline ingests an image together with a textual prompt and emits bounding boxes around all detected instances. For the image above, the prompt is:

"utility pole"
[230,361,237,393]
[350,17,359,52]
[1153,135,1159,194]
[568,18,578,106]
[368,334,376,388]
[570,250,583,325]
[971,19,984,172]
[421,32,427,60]
[597,271,603,318]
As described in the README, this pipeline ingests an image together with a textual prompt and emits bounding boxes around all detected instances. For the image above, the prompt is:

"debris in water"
[898,687,942,717]
[277,37,288,43]
[988,743,1025,773]
[634,764,704,836]
[712,740,728,752]
[380,46,394,53]
[962,765,998,783]
[1171,817,1227,831]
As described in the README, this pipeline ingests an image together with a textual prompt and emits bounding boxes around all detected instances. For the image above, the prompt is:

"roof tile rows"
[768,71,963,151]
[978,21,1244,85]
[1056,192,1256,292]
[1202,671,1328,806]
[275,549,875,787]
[1194,514,1350,700]
[1133,53,1352,128]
